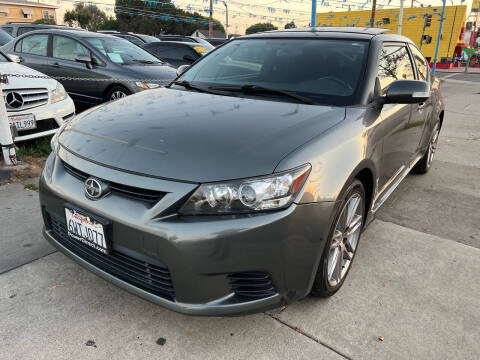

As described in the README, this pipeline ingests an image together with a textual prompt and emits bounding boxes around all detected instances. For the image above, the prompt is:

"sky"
[171,0,476,35]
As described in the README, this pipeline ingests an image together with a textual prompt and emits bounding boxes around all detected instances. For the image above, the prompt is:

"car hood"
[0,62,57,90]
[121,63,176,83]
[59,88,346,183]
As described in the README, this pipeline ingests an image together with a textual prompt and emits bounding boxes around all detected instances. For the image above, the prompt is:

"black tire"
[411,122,440,175]
[105,85,131,102]
[311,179,366,297]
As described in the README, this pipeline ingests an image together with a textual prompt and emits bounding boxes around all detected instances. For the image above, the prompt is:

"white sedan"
[0,52,75,142]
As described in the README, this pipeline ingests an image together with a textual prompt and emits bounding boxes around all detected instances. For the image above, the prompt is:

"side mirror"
[75,55,93,69]
[176,64,190,77]
[385,80,430,104]
[183,54,196,63]
[8,54,23,63]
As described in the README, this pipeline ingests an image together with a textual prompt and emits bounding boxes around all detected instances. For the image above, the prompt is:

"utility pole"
[432,0,447,74]
[222,1,228,39]
[398,0,404,34]
[370,0,377,27]
[311,0,316,27]
[209,0,213,38]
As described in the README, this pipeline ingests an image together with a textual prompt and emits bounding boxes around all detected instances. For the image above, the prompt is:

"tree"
[113,0,225,36]
[284,21,296,29]
[98,17,120,31]
[245,23,277,35]
[64,4,107,31]
[34,18,56,25]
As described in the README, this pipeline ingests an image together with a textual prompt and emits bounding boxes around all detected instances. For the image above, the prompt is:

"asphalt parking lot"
[1,78,479,359]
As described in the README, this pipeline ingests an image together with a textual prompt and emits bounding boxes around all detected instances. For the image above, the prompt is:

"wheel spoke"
[335,246,343,282]
[328,247,340,282]
[346,196,360,226]
[345,214,363,238]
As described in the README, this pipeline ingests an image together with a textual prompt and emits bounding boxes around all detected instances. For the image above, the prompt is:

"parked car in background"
[0,51,75,142]
[156,35,214,49]
[206,37,228,47]
[97,31,159,46]
[41,28,444,315]
[142,41,210,68]
[1,23,83,37]
[0,28,13,46]
[1,30,176,105]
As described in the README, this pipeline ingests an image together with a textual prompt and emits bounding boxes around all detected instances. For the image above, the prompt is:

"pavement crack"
[0,250,58,276]
[266,312,354,360]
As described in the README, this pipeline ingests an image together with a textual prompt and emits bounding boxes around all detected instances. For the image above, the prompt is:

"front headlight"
[179,164,311,215]
[135,82,160,89]
[51,82,67,104]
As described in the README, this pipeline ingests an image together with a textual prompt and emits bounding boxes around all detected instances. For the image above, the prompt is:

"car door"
[48,35,104,104]
[13,33,50,74]
[408,44,433,156]
[376,43,416,190]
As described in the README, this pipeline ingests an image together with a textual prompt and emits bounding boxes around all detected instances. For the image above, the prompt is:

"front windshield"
[178,39,369,106]
[86,36,162,65]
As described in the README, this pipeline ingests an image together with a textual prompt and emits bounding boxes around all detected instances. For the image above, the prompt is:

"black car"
[206,37,228,47]
[1,29,176,105]
[156,35,214,49]
[142,41,210,68]
[97,31,159,46]
[40,28,444,315]
[1,23,83,37]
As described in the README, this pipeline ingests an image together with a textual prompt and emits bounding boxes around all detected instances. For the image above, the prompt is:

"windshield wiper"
[131,59,161,64]
[209,84,316,105]
[173,80,223,95]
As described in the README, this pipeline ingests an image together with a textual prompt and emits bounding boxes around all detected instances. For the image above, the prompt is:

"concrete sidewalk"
[1,79,479,359]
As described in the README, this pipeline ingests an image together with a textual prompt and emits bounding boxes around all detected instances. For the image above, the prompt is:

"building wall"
[316,5,467,59]
[41,0,115,26]
[0,3,56,25]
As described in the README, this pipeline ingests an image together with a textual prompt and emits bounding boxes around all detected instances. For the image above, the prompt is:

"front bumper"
[39,151,336,316]
[11,96,75,142]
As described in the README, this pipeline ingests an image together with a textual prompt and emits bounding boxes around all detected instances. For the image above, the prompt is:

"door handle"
[417,102,426,110]
[51,62,60,68]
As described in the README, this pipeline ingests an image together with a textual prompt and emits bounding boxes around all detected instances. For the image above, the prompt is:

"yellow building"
[316,5,467,60]
[0,0,57,25]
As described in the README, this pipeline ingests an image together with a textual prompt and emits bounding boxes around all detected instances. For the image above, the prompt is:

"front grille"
[17,118,58,136]
[4,88,49,111]
[46,212,175,300]
[62,161,166,203]
[228,271,276,299]
[63,112,75,121]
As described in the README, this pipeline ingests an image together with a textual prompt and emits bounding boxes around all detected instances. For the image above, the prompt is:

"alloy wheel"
[427,126,440,167]
[110,91,127,101]
[327,193,364,287]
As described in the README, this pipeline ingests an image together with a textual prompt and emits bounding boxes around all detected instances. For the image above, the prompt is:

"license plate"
[8,114,36,131]
[65,208,108,254]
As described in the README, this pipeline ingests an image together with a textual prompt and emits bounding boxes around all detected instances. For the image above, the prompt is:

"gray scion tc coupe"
[40,28,444,316]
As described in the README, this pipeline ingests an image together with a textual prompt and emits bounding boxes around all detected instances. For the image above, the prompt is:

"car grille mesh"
[228,271,276,299]
[4,88,49,111]
[46,212,175,300]
[61,161,166,203]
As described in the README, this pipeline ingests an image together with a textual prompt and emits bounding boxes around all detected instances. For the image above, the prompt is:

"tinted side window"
[378,45,415,90]
[18,27,38,36]
[18,34,48,56]
[409,45,429,81]
[169,46,196,60]
[53,36,90,61]
[150,44,178,58]
[120,35,144,46]
[2,26,12,35]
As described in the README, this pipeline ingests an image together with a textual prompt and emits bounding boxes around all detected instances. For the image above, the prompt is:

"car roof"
[240,27,412,42]
[145,41,202,47]
[17,29,117,38]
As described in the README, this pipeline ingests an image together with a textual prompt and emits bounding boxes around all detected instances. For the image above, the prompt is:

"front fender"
[275,107,380,204]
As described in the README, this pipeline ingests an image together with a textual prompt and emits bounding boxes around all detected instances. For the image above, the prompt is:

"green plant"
[246,23,278,35]
[17,136,52,158]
